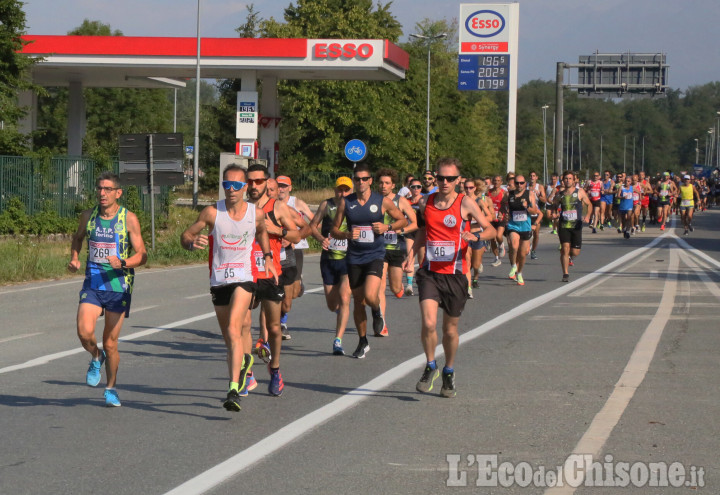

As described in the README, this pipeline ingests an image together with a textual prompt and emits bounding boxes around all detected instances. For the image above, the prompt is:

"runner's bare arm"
[68,209,92,272]
[181,205,216,251]
[270,201,302,244]
[373,196,407,234]
[255,209,279,283]
[526,192,541,216]
[579,190,593,223]
[294,197,315,223]
[461,195,496,242]
[330,196,349,240]
[397,196,418,235]
[309,200,330,248]
[112,211,147,269]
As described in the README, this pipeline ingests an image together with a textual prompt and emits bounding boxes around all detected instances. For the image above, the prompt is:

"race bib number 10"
[355,226,374,243]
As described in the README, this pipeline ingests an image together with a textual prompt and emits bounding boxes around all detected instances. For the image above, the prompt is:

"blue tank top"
[620,185,635,211]
[344,191,385,264]
[82,206,134,293]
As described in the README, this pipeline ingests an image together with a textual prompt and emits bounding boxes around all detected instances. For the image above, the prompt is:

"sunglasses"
[247,178,267,186]
[354,176,371,182]
[96,186,119,193]
[436,175,459,183]
[515,181,526,185]
[409,185,422,190]
[222,180,247,191]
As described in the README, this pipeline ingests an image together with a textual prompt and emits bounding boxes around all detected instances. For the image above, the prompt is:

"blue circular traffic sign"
[344,139,367,162]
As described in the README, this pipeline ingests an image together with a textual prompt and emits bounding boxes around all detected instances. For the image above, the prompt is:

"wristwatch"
[281,227,288,238]
[120,259,127,268]
[263,252,273,259]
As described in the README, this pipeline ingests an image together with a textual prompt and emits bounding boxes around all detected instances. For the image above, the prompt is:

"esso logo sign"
[314,42,374,60]
[466,10,505,38]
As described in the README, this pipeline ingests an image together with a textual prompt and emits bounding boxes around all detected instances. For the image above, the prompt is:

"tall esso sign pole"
[459,3,519,173]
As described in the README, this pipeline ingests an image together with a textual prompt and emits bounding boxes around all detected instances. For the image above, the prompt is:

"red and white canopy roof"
[21,35,409,88]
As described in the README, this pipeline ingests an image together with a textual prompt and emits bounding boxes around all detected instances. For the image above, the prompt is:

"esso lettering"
[314,42,374,60]
[471,18,500,30]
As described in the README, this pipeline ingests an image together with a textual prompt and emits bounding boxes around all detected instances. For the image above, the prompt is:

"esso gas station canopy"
[21,35,410,88]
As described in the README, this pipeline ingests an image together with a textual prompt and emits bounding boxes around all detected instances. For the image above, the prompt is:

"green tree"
[0,0,41,154]
[34,19,173,162]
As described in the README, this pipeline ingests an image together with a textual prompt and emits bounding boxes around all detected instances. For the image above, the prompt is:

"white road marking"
[0,312,215,375]
[545,247,679,495]
[163,233,671,495]
[0,332,44,344]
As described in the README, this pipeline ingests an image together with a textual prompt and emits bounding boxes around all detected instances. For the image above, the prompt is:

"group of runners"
[68,163,711,409]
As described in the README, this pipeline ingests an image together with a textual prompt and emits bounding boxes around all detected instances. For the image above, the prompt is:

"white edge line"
[0,312,216,375]
[163,232,671,495]
[0,332,44,344]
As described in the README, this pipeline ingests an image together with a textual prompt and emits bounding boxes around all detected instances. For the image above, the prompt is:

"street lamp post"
[578,123,584,171]
[192,0,201,208]
[600,134,603,169]
[542,105,549,185]
[716,111,720,169]
[410,32,447,171]
[694,138,699,164]
[623,135,627,173]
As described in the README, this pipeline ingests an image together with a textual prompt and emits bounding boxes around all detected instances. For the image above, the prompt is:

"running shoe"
[606,221,612,227]
[491,257,502,267]
[223,389,242,411]
[552,229,557,235]
[258,341,271,364]
[440,371,456,398]
[86,350,106,387]
[332,338,345,356]
[416,365,440,393]
[684,229,689,236]
[239,372,258,397]
[516,273,525,286]
[253,338,264,355]
[592,227,597,234]
[499,243,506,257]
[599,224,604,231]
[281,323,292,340]
[689,225,694,232]
[467,285,473,299]
[104,388,121,407]
[641,224,646,232]
[530,250,538,260]
[508,266,517,280]
[624,231,631,239]
[268,366,284,396]
[379,326,389,337]
[372,310,386,337]
[617,227,622,233]
[404,284,414,296]
[630,227,635,235]
[558,243,562,251]
[562,273,569,283]
[478,264,484,273]
[660,224,665,231]
[239,353,253,394]
[568,257,574,267]
[352,338,370,359]
[471,278,480,289]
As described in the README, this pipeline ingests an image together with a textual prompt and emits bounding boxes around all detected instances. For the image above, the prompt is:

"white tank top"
[287,195,309,250]
[209,200,256,287]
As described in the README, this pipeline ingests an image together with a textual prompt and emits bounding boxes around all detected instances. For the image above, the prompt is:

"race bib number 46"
[426,240,455,262]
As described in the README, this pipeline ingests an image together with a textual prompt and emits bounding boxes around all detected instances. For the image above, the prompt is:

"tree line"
[3,0,720,190]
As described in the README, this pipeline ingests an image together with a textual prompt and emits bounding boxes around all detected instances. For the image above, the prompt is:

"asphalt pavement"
[1,211,718,494]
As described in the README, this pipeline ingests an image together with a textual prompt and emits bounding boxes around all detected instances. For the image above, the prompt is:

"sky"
[21,0,720,92]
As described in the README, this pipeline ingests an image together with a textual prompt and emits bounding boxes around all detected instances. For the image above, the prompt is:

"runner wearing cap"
[309,177,354,355]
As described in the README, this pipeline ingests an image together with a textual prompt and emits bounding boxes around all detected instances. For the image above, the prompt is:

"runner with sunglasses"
[503,175,539,286]
[330,163,407,358]
[585,171,603,233]
[527,171,547,260]
[181,165,277,410]
[553,171,592,283]
[69,171,147,407]
[488,175,508,266]
[405,158,495,398]
[244,165,305,397]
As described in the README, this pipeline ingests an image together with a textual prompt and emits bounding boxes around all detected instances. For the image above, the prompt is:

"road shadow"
[280,379,420,402]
